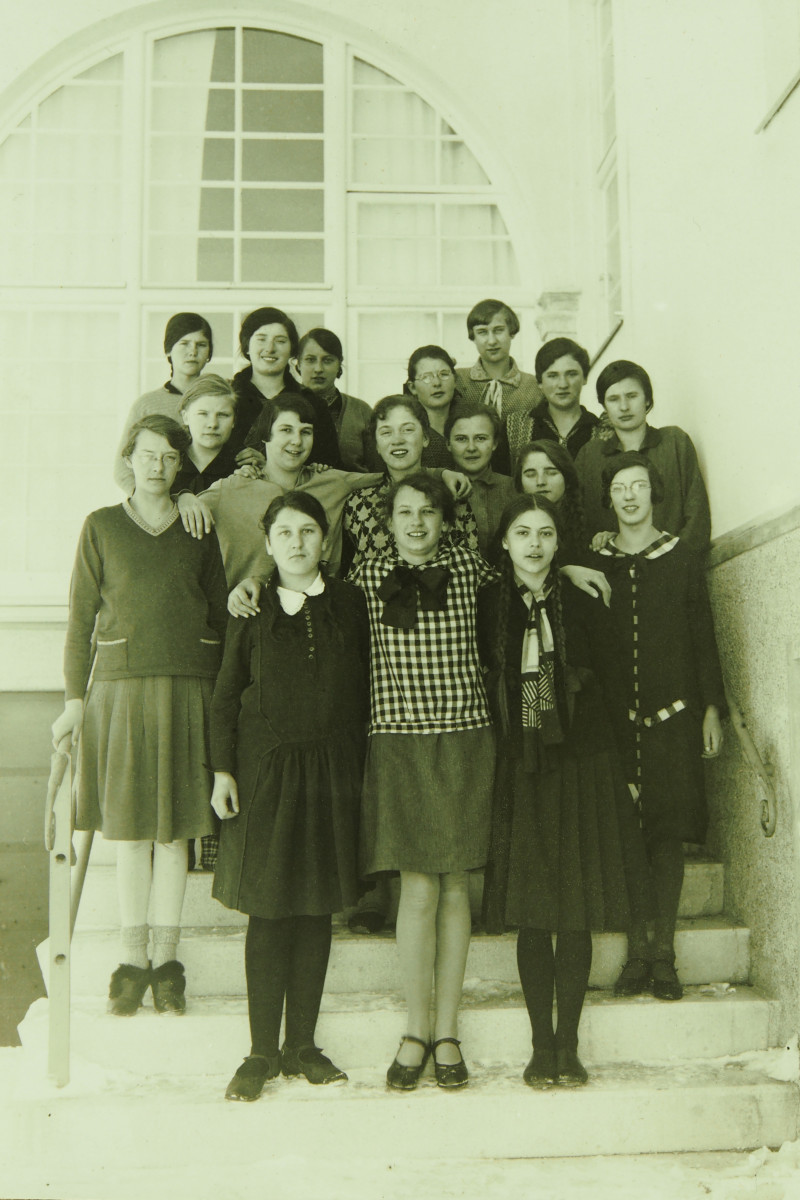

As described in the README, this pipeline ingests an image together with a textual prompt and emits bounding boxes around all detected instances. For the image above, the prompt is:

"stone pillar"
[534,290,581,341]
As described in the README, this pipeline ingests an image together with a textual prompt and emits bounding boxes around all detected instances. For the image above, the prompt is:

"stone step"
[18,985,779,1074]
[6,1016,798,1160]
[55,916,751,999]
[74,854,726,929]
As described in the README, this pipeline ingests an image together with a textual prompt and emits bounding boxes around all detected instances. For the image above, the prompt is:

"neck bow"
[378,563,450,629]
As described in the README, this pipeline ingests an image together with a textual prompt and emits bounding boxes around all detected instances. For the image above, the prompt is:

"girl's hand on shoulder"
[702,705,723,758]
[590,530,615,552]
[560,564,611,607]
[234,463,263,480]
[235,447,265,471]
[177,493,214,539]
[51,699,84,749]
[211,772,239,819]
[442,469,472,500]
[311,462,332,474]
[228,577,262,618]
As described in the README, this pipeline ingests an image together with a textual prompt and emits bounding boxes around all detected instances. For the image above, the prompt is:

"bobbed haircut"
[384,470,456,527]
[239,307,299,358]
[534,337,590,383]
[296,327,344,365]
[406,344,457,381]
[466,299,520,340]
[122,413,191,460]
[496,492,562,547]
[513,439,579,498]
[444,401,501,442]
[260,489,329,539]
[163,312,213,360]
[601,452,665,508]
[370,394,431,437]
[178,373,238,416]
[595,359,654,410]
[260,394,317,443]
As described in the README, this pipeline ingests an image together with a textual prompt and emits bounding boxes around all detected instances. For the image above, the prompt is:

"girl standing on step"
[590,453,725,1003]
[349,473,496,1091]
[479,494,650,1088]
[210,492,369,1102]
[52,415,228,1017]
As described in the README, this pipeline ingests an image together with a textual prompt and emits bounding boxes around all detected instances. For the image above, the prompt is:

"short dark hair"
[534,338,590,383]
[445,402,501,442]
[178,373,238,416]
[406,344,457,382]
[601,452,665,508]
[595,359,654,410]
[239,307,299,358]
[163,312,213,360]
[513,439,579,498]
[260,394,317,443]
[296,327,344,365]
[370,394,431,438]
[122,414,191,460]
[384,471,455,526]
[261,489,329,538]
[466,299,520,341]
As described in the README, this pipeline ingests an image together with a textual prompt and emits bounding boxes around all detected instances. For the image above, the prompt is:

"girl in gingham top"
[350,473,496,1091]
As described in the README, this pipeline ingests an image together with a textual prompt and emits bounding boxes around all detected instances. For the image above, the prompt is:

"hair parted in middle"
[369,394,431,437]
[512,439,585,555]
[595,359,654,410]
[466,298,520,340]
[239,306,300,359]
[122,413,192,460]
[444,401,501,442]
[383,470,456,527]
[601,451,665,508]
[296,328,344,369]
[259,393,317,443]
[260,489,330,538]
[178,373,238,416]
[534,337,590,383]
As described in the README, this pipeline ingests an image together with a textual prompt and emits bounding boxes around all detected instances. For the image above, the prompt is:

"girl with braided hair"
[478,494,649,1088]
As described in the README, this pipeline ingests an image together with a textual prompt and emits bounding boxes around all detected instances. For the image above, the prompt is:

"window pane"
[210,29,236,82]
[353,60,399,86]
[358,310,439,355]
[197,237,234,280]
[241,188,324,231]
[151,86,214,132]
[440,205,508,237]
[242,139,323,181]
[358,203,435,236]
[352,89,435,136]
[199,187,234,230]
[149,185,201,232]
[38,84,121,131]
[242,90,323,133]
[441,239,519,286]
[241,238,324,282]
[205,89,236,131]
[201,137,235,180]
[357,238,437,286]
[441,141,489,185]
[154,30,220,83]
[148,235,198,283]
[352,137,436,185]
[243,29,322,84]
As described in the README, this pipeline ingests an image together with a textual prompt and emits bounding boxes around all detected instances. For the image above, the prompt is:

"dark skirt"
[213,730,364,920]
[360,727,495,875]
[483,744,651,933]
[75,676,215,842]
[635,709,708,846]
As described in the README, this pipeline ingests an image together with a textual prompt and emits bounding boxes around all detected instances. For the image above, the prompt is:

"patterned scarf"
[518,580,558,731]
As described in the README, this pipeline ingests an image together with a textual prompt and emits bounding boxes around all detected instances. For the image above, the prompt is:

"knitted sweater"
[64,504,229,699]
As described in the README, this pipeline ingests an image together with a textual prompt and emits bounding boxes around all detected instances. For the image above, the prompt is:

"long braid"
[491,554,517,736]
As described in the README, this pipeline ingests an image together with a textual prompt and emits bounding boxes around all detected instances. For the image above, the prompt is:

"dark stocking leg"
[516,928,556,1052]
[650,838,684,959]
[245,915,292,1058]
[284,914,333,1050]
[554,930,592,1052]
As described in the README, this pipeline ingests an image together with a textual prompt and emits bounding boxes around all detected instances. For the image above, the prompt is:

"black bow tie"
[378,564,450,629]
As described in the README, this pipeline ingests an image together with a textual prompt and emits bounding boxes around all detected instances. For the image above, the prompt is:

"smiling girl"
[210,491,369,1101]
[575,359,711,554]
[350,473,495,1090]
[478,494,649,1087]
[295,328,373,472]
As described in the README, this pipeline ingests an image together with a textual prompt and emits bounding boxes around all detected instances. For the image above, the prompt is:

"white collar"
[276,572,325,614]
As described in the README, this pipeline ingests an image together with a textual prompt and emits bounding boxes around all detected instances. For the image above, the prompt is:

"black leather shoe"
[281,1043,347,1084]
[556,1047,589,1086]
[386,1035,431,1090]
[651,956,683,1001]
[432,1037,469,1089]
[614,957,652,996]
[523,1048,558,1089]
[151,960,187,1014]
[108,963,151,1016]
[225,1053,281,1102]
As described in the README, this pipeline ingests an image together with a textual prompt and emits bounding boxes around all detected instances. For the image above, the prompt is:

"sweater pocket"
[95,637,128,672]
[198,637,223,673]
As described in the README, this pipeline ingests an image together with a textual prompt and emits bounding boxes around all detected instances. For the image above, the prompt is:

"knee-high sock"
[650,838,684,958]
[245,915,293,1058]
[284,914,333,1050]
[516,928,556,1052]
[554,930,592,1051]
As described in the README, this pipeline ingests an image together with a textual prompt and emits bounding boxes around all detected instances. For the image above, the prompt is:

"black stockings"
[627,837,685,960]
[516,928,592,1052]
[245,913,332,1057]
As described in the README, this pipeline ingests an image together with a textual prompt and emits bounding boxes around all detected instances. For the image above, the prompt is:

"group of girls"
[52,298,725,1102]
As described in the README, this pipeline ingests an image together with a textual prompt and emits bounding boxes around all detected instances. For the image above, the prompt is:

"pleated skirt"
[483,747,651,934]
[75,676,215,842]
[360,727,495,875]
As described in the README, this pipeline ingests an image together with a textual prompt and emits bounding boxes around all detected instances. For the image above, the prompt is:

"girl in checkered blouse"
[588,453,725,1005]
[349,472,495,1091]
[479,493,651,1088]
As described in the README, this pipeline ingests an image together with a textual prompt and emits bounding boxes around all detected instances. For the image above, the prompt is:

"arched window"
[0,20,534,599]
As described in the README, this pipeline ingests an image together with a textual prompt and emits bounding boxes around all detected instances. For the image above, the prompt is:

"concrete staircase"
[13,841,799,1162]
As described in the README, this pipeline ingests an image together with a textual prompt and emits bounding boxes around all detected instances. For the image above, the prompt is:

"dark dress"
[233,369,342,467]
[478,580,650,933]
[590,534,726,846]
[210,578,369,919]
